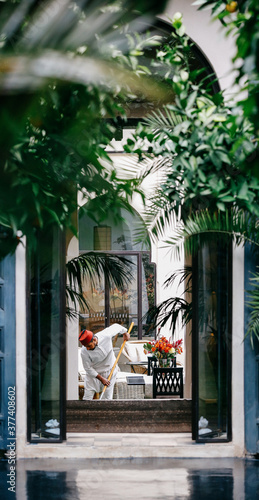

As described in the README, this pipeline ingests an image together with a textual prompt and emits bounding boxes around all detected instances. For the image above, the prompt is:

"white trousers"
[83,369,117,400]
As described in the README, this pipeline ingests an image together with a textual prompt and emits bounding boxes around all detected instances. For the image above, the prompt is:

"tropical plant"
[144,206,259,344]
[125,17,259,237]
[66,251,133,319]
[165,207,259,344]
[143,266,192,333]
[165,208,259,259]
[124,13,259,343]
[193,0,259,177]
[0,0,169,259]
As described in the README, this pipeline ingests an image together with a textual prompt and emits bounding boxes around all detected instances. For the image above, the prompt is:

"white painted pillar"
[66,235,80,400]
[15,238,27,457]
[232,244,245,455]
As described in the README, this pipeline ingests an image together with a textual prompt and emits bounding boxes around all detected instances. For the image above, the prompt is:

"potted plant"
[143,336,183,368]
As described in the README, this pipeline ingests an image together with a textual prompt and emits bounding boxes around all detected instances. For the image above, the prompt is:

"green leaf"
[32,183,39,197]
[238,181,249,199]
[216,201,226,211]
[198,170,207,183]
[219,195,235,202]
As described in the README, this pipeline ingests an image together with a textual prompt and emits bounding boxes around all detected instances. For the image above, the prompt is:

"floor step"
[66,399,192,433]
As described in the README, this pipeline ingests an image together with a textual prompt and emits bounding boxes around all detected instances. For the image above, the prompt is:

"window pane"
[79,277,106,334]
[109,255,138,336]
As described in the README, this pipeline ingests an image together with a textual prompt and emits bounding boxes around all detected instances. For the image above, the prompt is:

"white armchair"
[122,340,149,374]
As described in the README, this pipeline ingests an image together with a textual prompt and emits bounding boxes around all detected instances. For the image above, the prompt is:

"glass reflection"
[79,276,106,334]
[109,255,138,331]
[11,457,255,500]
[197,241,231,440]
[29,228,64,441]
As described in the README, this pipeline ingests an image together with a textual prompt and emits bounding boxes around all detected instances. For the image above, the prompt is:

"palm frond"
[245,316,259,348]
[143,265,193,334]
[108,154,156,182]
[144,296,192,333]
[65,285,90,319]
[163,265,192,292]
[0,0,169,97]
[66,251,134,303]
[138,186,178,240]
[128,217,152,251]
[143,106,183,138]
[165,208,259,259]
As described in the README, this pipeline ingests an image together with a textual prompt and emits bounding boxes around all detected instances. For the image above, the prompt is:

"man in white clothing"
[79,323,129,400]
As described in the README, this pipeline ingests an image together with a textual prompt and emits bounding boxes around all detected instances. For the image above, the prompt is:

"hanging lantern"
[94,226,111,250]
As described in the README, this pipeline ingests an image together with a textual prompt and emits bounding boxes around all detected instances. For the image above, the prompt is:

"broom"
[98,321,134,400]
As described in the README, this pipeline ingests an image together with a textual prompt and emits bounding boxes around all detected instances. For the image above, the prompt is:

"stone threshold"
[17,433,240,459]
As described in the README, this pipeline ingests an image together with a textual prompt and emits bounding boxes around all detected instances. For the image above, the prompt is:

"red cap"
[79,329,94,346]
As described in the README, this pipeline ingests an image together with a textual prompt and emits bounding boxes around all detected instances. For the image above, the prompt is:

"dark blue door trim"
[0,254,16,451]
[244,245,259,455]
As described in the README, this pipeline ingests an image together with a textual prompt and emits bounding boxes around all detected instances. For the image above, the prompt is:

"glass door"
[27,228,66,442]
[192,240,232,442]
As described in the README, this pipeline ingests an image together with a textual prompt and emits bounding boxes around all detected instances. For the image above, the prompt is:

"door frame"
[0,254,16,451]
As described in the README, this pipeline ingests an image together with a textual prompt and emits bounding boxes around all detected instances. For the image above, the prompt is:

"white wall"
[232,244,245,454]
[159,0,237,93]
[66,235,80,400]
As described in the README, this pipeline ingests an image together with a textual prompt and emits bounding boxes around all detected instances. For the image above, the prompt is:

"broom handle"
[99,322,134,400]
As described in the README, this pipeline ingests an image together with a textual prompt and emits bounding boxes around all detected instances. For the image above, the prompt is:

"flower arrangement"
[143,336,183,367]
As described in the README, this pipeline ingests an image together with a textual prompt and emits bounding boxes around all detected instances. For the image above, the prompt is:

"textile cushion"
[124,343,139,362]
[137,344,147,362]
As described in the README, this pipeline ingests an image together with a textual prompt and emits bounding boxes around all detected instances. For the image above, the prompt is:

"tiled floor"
[18,432,237,459]
[66,432,192,446]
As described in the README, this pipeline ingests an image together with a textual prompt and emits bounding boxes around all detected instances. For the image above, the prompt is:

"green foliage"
[0,82,141,256]
[165,208,259,259]
[143,267,192,333]
[125,17,259,237]
[126,14,259,344]
[66,252,133,319]
[194,0,259,175]
[0,0,168,259]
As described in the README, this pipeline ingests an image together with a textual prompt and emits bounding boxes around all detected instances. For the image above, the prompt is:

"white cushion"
[136,344,147,362]
[124,343,139,362]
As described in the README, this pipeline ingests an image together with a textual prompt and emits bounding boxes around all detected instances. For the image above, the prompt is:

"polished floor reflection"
[1,457,258,499]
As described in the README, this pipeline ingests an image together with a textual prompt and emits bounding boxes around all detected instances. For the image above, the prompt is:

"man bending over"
[79,323,130,400]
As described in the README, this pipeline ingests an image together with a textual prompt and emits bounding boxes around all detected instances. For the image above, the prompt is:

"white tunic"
[81,323,127,393]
